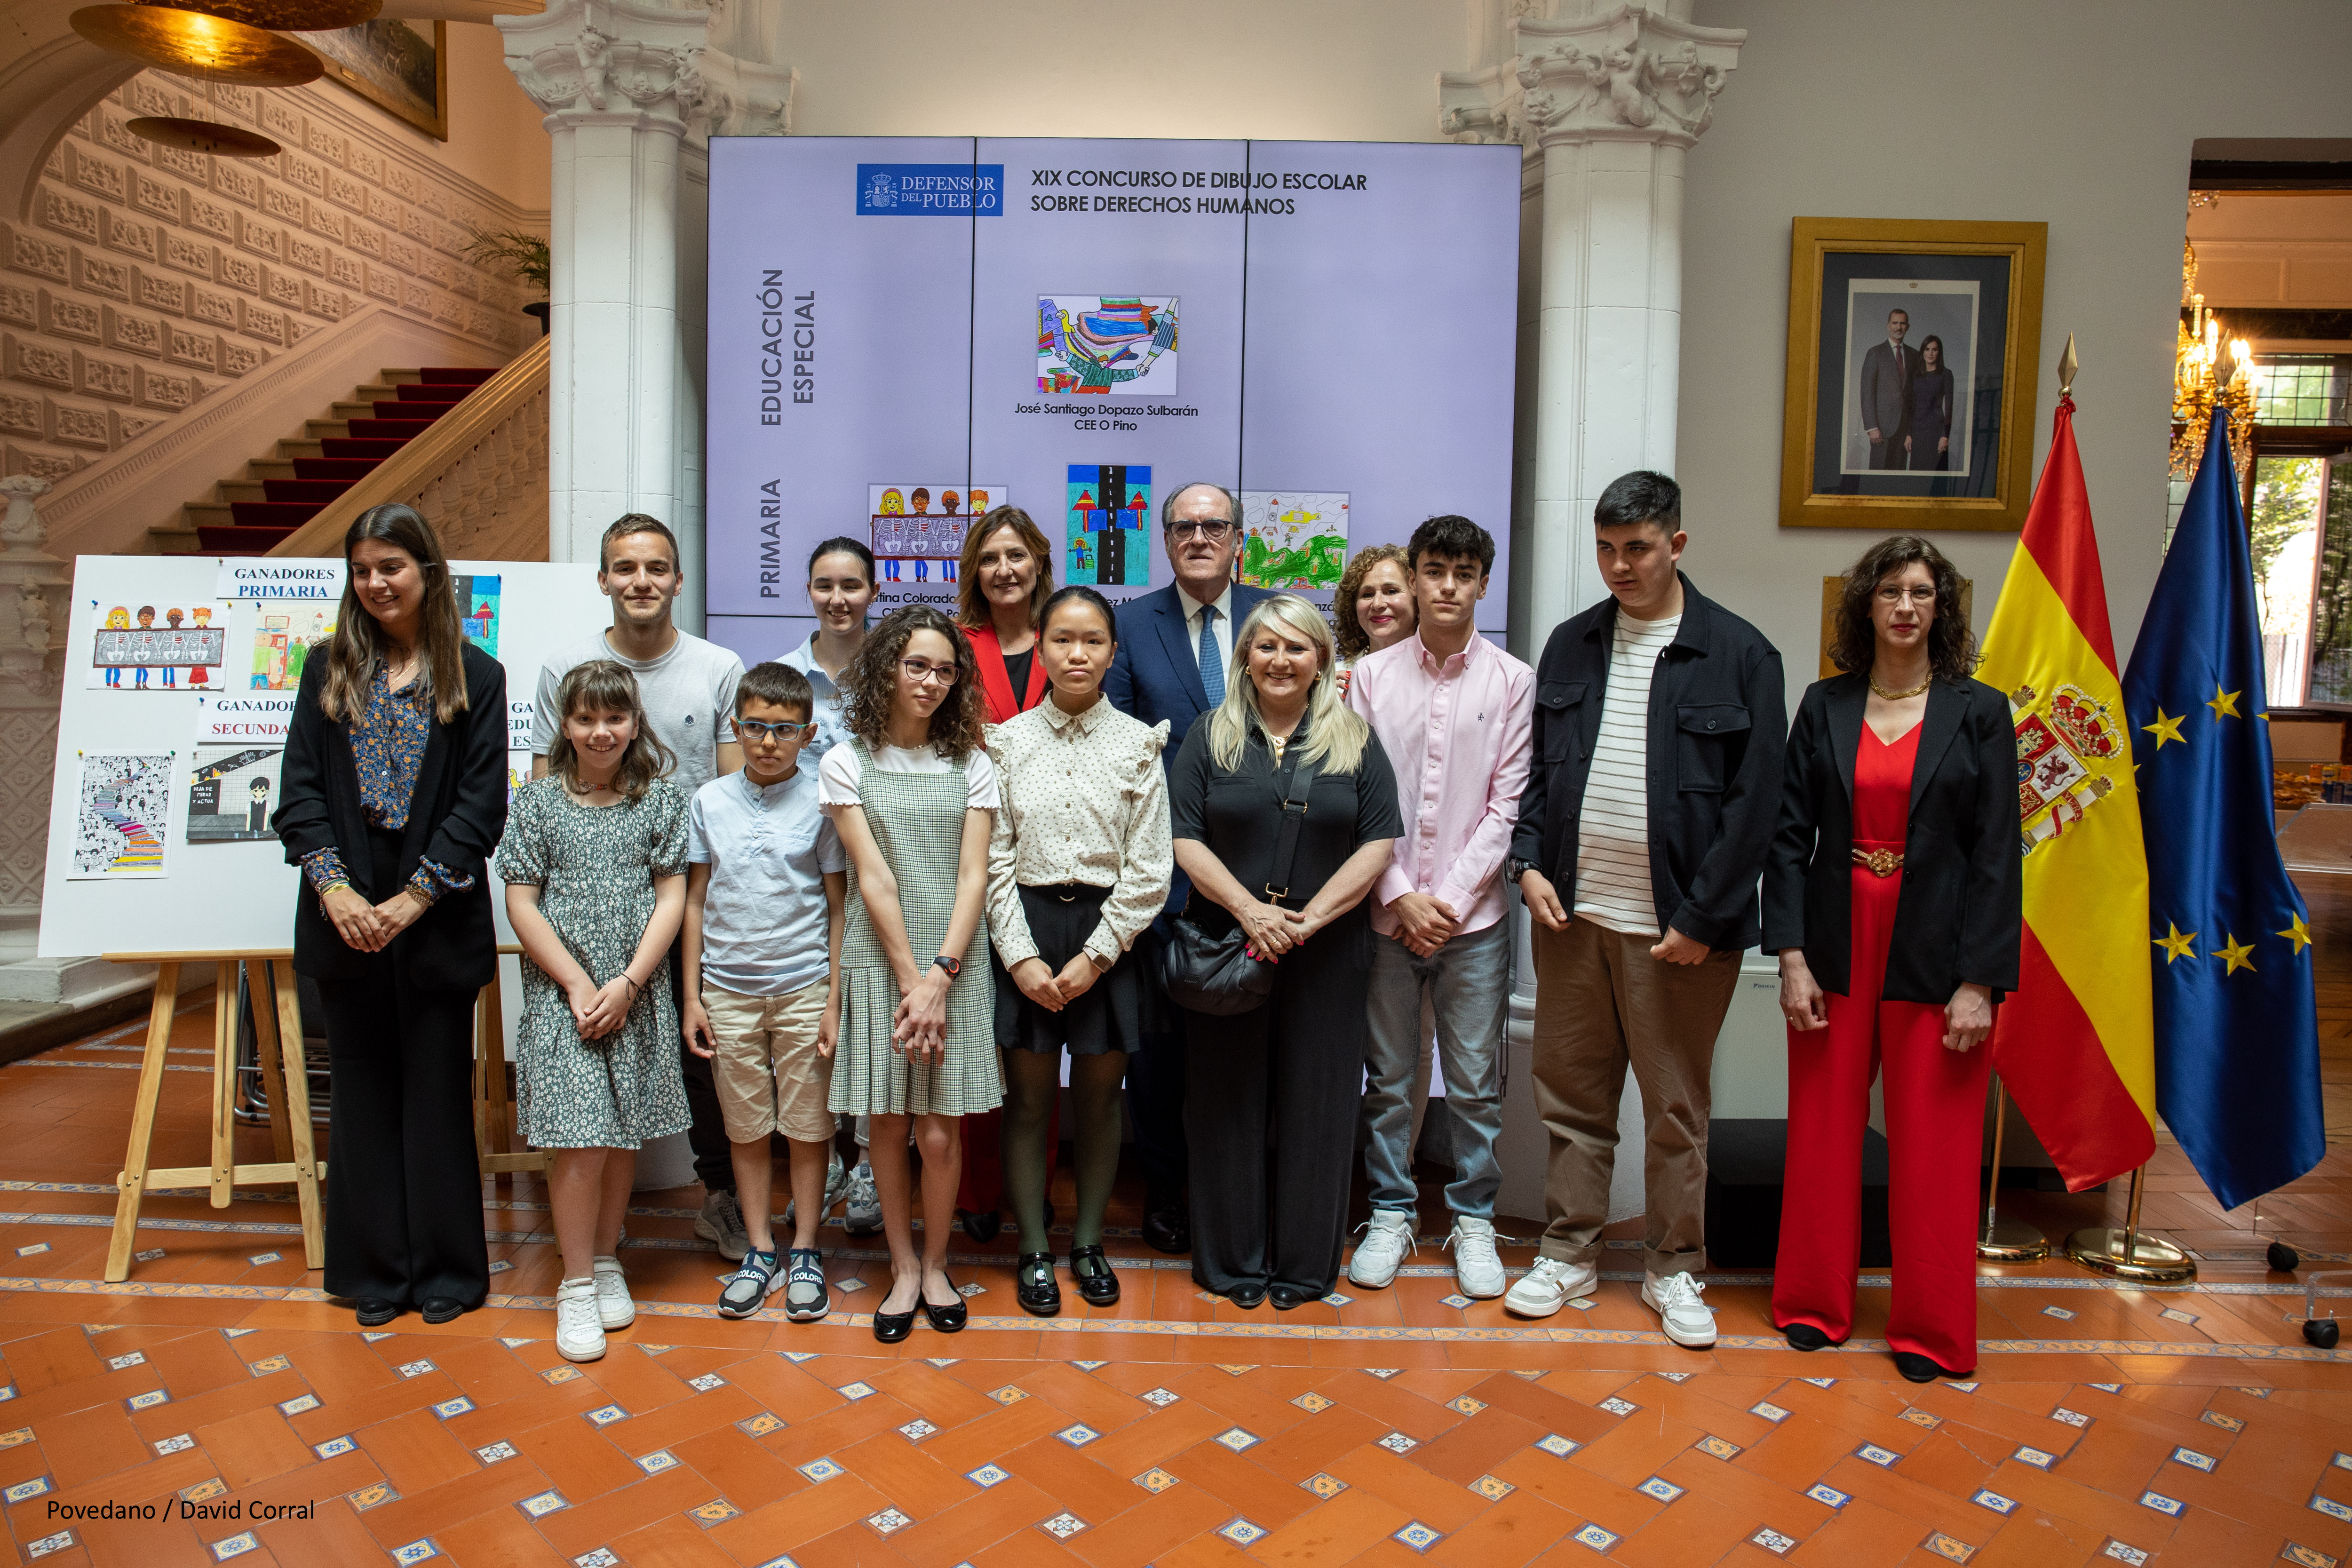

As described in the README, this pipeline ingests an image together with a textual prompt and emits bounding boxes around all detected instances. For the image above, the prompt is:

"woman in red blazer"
[954,505,1057,1241]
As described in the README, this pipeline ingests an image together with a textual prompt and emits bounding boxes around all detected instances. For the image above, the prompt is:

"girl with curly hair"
[816,606,1002,1342]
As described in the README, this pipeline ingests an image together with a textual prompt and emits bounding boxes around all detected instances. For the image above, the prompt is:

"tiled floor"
[1,886,2347,1566]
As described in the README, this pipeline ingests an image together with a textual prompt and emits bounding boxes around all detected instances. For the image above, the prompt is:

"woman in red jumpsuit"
[1763,535,2021,1382]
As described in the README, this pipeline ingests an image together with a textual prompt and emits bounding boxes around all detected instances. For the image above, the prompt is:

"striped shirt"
[1573,612,1681,937]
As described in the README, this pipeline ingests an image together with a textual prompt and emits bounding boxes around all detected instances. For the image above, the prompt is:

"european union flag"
[2121,411,2324,1211]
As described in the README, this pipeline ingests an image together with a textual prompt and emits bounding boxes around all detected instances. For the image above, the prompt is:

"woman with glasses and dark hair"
[272,502,508,1328]
[1905,336,1955,472]
[819,605,1001,1341]
[1764,535,2020,1383]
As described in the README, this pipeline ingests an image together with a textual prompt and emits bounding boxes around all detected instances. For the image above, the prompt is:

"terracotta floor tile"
[1606,1491,1768,1568]
[1559,1403,1707,1490]
[603,1508,744,1567]
[2158,1462,2352,1548]
[67,1501,208,1568]
[1247,1485,1415,1564]
[530,1465,724,1559]
[31,1400,151,1489]
[1733,1412,1876,1493]
[353,1451,559,1550]
[2043,1420,2172,1501]
[1082,1397,1238,1480]
[1155,1436,1319,1528]
[251,1496,403,1568]
[858,1472,1062,1568]
[504,1409,640,1501]
[867,1358,1009,1429]
[1065,1475,1238,1568]
[427,1501,581,1568]
[1311,1369,1462,1442]
[2144,1506,2294,1568]
[1008,1360,1151,1436]
[969,1523,1095,1568]
[913,1392,1072,1476]
[831,1427,982,1521]
[668,1424,805,1513]
[993,1433,1138,1520]
[1979,1457,2181,1556]
[1406,1405,1547,1486]
[1650,1448,1824,1541]
[1819,1450,2008,1541]
[351,1404,480,1496]
[1322,1441,1498,1536]
[193,1403,315,1488]
[1239,1403,1392,1486]
[785,1520,924,1568]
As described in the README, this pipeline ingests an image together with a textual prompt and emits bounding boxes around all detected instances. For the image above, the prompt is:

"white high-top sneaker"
[1447,1217,1507,1299]
[555,1277,606,1362]
[1347,1210,1417,1289]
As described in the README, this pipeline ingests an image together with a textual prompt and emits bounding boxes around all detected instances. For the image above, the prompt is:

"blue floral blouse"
[300,662,474,904]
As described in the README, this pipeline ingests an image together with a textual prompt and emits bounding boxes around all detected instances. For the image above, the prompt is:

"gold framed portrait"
[1779,217,2047,533]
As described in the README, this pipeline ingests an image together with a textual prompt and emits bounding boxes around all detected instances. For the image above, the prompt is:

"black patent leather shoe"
[1269,1285,1314,1312]
[921,1274,967,1333]
[1227,1281,1267,1309]
[420,1296,465,1325]
[961,1208,1003,1245]
[1780,1322,1842,1352]
[1068,1244,1120,1307]
[872,1307,914,1344]
[354,1298,400,1327]
[1016,1253,1062,1317]
[1143,1202,1191,1255]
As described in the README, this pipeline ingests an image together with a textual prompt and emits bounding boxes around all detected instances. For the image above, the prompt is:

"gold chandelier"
[2172,238,2256,480]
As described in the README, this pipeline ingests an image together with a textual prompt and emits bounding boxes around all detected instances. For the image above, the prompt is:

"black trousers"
[671,931,733,1193]
[1130,930,1189,1203]
[1183,931,1367,1297]
[318,975,487,1307]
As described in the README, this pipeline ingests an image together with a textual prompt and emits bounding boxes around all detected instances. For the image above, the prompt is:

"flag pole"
[1977,1078,2049,1261]
[2065,1165,2196,1282]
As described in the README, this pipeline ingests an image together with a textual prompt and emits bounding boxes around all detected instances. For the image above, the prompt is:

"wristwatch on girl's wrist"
[932,953,961,978]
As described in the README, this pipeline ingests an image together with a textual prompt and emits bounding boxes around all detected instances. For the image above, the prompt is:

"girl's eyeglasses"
[738,719,818,742]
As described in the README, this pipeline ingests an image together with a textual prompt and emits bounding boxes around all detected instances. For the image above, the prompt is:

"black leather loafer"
[1781,1322,1841,1352]
[1016,1252,1062,1317]
[420,1296,465,1325]
[921,1274,967,1333]
[1143,1202,1191,1255]
[961,1208,1003,1245]
[1069,1244,1120,1307]
[1227,1281,1267,1309]
[1269,1285,1313,1312]
[1892,1351,1957,1384]
[354,1298,400,1327]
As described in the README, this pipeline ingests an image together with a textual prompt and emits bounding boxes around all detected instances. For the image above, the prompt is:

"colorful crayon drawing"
[73,752,174,878]
[869,484,1005,584]
[90,606,226,691]
[1065,465,1152,588]
[1239,491,1351,591]
[249,602,335,690]
[185,744,282,844]
[1037,295,1179,398]
[453,574,500,656]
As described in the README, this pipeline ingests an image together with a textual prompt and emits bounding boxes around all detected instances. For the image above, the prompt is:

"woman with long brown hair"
[1764,534,2019,1382]
[819,606,1001,1340]
[273,503,509,1328]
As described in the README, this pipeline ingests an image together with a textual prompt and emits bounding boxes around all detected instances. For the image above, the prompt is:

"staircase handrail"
[267,336,552,558]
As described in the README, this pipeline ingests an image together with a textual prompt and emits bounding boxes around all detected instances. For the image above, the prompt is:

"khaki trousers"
[1531,918,1740,1277]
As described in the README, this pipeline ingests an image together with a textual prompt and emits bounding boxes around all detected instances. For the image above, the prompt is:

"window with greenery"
[2302,459,2352,704]
[2251,355,2351,427]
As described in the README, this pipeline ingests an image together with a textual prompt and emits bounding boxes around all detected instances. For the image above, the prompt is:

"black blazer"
[1762,672,2021,1004]
[274,643,509,992]
[1508,575,1787,951]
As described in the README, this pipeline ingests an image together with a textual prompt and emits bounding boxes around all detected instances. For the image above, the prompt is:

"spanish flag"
[1977,391,2156,1189]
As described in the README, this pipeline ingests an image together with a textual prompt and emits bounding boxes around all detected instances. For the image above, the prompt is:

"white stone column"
[1440,2,1743,1224]
[495,0,794,586]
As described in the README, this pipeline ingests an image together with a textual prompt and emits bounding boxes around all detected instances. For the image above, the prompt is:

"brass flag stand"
[2065,1164,2197,1283]
[1976,1079,2049,1261]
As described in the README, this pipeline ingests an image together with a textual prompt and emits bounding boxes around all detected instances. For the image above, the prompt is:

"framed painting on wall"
[1780,217,2046,532]
[308,18,449,141]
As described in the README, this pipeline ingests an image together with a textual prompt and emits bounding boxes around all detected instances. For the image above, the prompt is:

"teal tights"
[1001,1048,1127,1254]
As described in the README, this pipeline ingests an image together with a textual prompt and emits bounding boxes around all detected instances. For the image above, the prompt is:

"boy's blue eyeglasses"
[739,719,818,742]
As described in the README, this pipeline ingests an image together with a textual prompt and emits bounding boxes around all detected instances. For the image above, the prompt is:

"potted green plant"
[462,228,553,336]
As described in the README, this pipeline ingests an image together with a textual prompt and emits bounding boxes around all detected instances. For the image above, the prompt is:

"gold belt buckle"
[1850,847,1903,878]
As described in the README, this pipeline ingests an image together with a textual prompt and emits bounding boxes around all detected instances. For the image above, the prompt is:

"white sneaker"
[591,1254,636,1330]
[1503,1256,1597,1319]
[842,1160,881,1235]
[1642,1272,1717,1348]
[555,1278,606,1361]
[783,1148,850,1227]
[1347,1210,1417,1289]
[696,1189,749,1261]
[1446,1217,1507,1299]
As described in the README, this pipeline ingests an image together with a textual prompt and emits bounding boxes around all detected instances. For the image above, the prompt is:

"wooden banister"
[268,335,552,560]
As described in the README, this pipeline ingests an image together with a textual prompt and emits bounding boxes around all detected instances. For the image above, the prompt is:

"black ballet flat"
[1016,1252,1063,1317]
[1269,1285,1314,1312]
[420,1297,466,1325]
[1068,1245,1120,1308]
[921,1274,967,1333]
[872,1306,915,1344]
[1780,1322,1843,1352]
[354,1298,400,1328]
[1227,1282,1267,1310]
[1892,1351,1962,1384]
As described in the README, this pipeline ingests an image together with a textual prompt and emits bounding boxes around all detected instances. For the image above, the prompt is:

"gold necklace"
[1869,671,1932,701]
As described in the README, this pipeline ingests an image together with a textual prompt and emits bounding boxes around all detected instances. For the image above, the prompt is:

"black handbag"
[1157,753,1317,1016]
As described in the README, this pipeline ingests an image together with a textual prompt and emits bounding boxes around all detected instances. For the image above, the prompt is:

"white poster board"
[39,557,607,960]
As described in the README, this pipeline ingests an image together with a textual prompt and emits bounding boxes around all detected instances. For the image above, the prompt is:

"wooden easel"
[99,946,544,1281]
[98,950,322,1282]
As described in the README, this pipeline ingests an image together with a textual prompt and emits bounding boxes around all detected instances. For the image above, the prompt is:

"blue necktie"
[1197,605,1224,708]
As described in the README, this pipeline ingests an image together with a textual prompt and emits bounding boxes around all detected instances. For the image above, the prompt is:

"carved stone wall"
[1,71,540,490]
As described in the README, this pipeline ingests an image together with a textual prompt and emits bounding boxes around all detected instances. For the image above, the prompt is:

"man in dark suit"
[1103,480,1274,1254]
[1858,307,1919,470]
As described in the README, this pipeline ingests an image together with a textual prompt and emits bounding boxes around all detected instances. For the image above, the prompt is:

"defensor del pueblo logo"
[856,164,1004,216]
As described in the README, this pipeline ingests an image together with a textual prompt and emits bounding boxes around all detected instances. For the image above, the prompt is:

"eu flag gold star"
[2153,923,2198,963]
[2142,708,2185,748]
[2206,685,2243,720]
[2216,933,2257,975]
[2279,913,2312,955]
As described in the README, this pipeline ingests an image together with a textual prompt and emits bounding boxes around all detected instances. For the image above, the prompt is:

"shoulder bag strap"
[1263,756,1319,905]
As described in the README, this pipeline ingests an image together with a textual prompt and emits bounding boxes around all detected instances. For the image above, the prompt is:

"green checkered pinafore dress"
[827,742,1001,1117]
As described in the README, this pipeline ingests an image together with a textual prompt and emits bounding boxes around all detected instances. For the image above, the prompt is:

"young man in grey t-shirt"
[530,514,749,1257]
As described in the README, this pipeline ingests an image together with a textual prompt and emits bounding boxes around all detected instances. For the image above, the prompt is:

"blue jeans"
[1361,919,1511,1219]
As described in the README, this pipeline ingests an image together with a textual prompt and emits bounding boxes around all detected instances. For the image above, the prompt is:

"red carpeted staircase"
[160,366,498,556]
